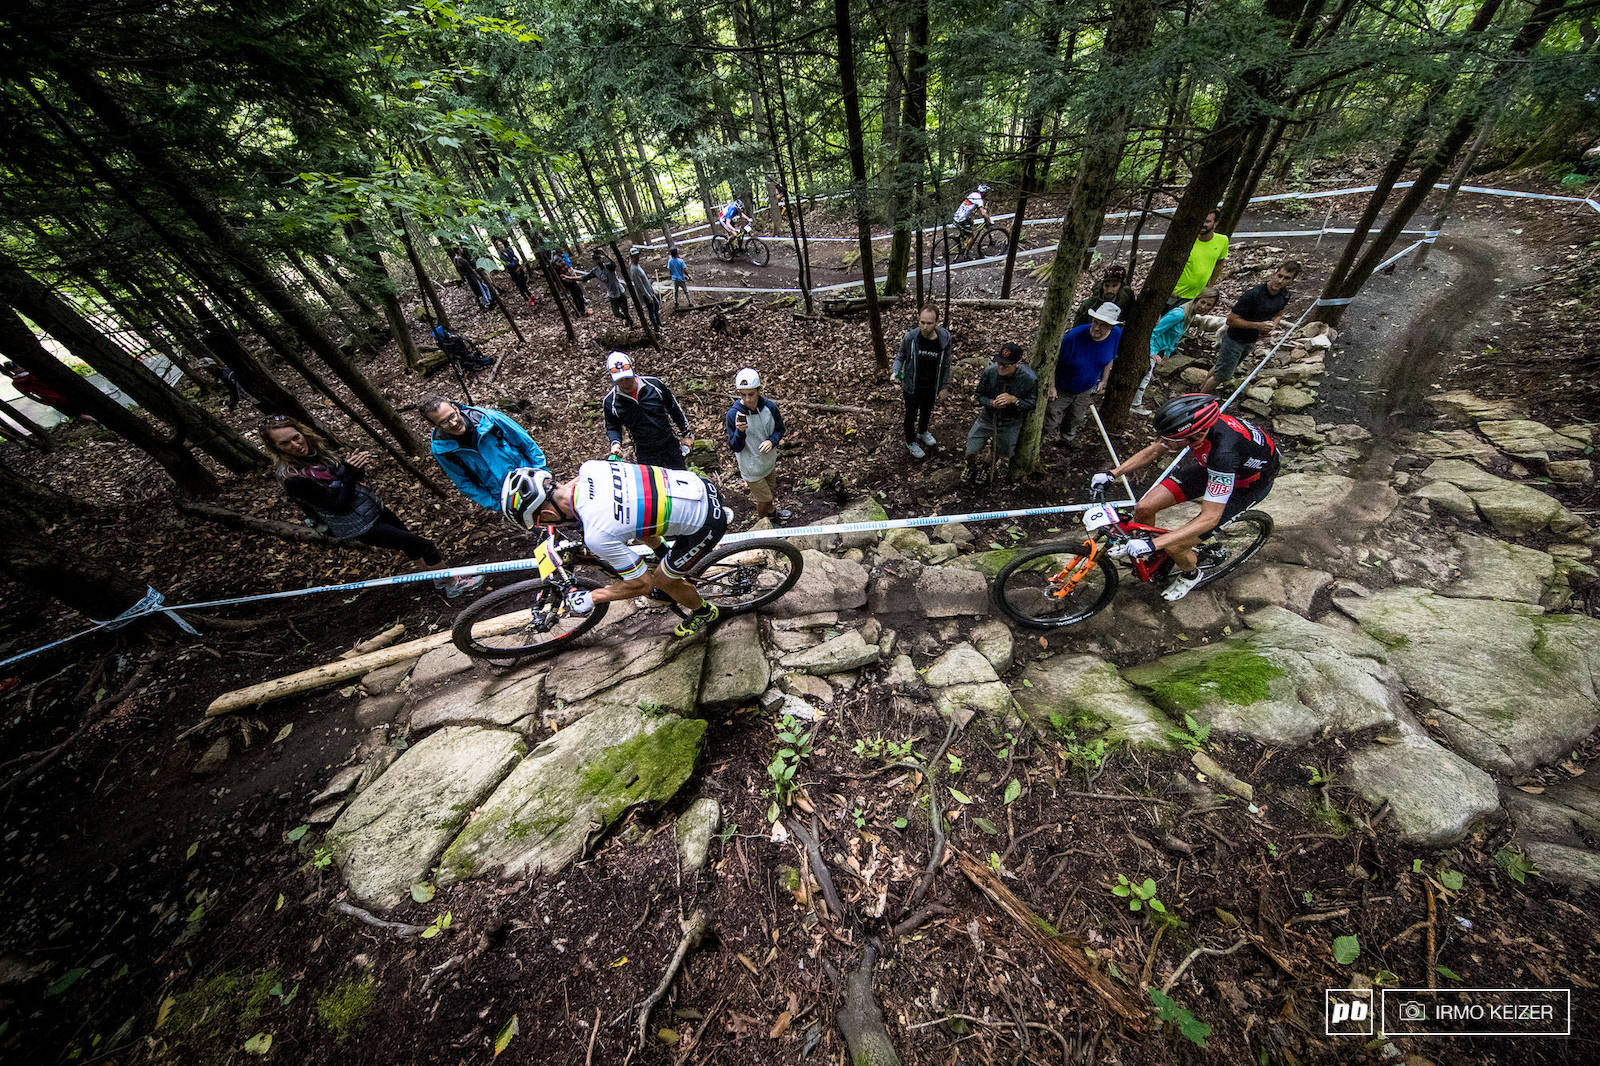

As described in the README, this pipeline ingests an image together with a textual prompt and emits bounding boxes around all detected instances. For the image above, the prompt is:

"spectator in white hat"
[1044,301,1122,447]
[725,367,790,522]
[602,351,693,469]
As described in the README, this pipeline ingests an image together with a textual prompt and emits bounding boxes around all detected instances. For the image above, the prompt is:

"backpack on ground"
[432,325,494,371]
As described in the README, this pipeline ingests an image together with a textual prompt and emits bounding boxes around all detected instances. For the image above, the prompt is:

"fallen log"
[176,499,340,545]
[790,401,877,415]
[203,610,532,716]
[955,848,1146,1028]
[341,623,406,659]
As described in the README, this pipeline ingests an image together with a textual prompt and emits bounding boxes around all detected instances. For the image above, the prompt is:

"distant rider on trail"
[953,183,992,244]
[718,199,752,242]
[1092,394,1279,602]
[500,462,728,638]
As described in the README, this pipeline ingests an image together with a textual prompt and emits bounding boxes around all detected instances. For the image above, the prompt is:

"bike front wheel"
[1195,510,1274,588]
[711,235,734,263]
[693,540,804,617]
[975,226,1010,259]
[452,576,611,662]
[745,236,770,266]
[991,543,1119,628]
[930,234,954,268]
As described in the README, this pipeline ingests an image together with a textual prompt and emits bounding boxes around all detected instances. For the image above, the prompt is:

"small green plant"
[995,731,1016,759]
[1494,847,1539,885]
[1111,875,1168,920]
[1148,988,1210,1048]
[1166,713,1211,753]
[1303,765,1330,786]
[766,714,816,821]
[1266,841,1279,859]
[945,751,963,775]
[420,911,452,939]
[311,847,333,869]
[852,807,866,828]
[851,736,914,762]
[1049,713,1109,781]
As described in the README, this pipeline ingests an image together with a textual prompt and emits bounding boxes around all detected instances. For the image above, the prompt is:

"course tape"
[0,499,1135,671]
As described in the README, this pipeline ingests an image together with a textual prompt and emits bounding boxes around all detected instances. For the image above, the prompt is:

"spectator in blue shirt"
[1133,288,1220,415]
[1044,303,1121,446]
[419,396,548,510]
[668,247,693,308]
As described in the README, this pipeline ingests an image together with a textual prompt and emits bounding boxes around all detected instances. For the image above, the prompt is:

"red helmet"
[1153,394,1221,439]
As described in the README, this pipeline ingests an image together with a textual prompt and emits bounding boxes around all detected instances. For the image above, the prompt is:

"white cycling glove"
[1090,472,1114,489]
[564,589,594,615]
[1111,538,1155,560]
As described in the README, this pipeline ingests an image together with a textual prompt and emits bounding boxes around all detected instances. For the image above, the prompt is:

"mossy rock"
[438,702,707,885]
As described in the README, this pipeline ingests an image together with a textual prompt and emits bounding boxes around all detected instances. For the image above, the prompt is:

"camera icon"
[1397,1001,1428,1023]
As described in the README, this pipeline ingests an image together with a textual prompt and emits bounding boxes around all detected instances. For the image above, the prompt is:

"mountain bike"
[989,483,1273,627]
[710,226,771,267]
[452,527,804,662]
[932,222,1010,267]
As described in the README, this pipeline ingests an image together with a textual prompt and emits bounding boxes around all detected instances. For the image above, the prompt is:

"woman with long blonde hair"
[257,415,483,598]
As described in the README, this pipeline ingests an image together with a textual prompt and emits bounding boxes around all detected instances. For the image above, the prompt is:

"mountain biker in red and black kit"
[1093,393,1278,602]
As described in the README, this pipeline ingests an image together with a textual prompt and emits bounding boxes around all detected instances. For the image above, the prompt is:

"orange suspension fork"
[1049,539,1101,599]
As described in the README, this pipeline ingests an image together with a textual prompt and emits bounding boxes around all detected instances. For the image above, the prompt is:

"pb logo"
[1326,989,1374,1036]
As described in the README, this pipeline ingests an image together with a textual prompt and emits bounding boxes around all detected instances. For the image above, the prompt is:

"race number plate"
[534,541,560,578]
[1082,505,1119,532]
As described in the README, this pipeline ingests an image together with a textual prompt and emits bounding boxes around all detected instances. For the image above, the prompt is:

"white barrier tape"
[1316,297,1355,306]
[1373,238,1426,273]
[0,497,1135,671]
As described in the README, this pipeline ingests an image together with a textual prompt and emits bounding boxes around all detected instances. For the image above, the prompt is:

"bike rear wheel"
[991,542,1119,628]
[452,576,611,662]
[693,540,804,617]
[1194,510,1273,588]
[975,226,1010,259]
[711,235,734,263]
[745,236,770,266]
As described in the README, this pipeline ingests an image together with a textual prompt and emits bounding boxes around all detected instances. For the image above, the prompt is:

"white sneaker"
[918,431,937,447]
[1131,405,1153,416]
[438,574,485,599]
[1162,569,1204,602]
[907,441,927,459]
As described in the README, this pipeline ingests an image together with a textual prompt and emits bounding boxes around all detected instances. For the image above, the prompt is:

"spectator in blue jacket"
[419,396,548,510]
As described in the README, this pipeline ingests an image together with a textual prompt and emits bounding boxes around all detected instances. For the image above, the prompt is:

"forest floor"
[1,168,1598,1066]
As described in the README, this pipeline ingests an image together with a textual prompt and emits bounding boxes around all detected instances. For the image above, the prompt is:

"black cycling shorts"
[659,483,728,580]
[1160,461,1276,525]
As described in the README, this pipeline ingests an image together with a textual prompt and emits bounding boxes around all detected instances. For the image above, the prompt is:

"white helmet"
[501,467,554,530]
[734,367,761,390]
[733,199,744,211]
[976,183,991,193]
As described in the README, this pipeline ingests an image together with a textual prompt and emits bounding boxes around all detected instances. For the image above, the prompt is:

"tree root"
[891,904,952,940]
[635,909,709,1050]
[333,900,426,937]
[788,817,846,922]
[837,945,901,1066]
[1160,935,1251,995]
[906,718,959,911]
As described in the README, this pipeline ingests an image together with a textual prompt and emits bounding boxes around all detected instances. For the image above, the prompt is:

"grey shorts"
[1213,334,1255,382]
[966,416,1022,458]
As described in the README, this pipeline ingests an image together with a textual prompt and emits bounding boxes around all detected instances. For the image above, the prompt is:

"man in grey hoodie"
[890,302,953,459]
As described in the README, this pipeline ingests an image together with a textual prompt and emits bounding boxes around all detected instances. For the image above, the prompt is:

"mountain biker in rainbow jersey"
[500,461,728,637]
[1092,393,1278,602]
[953,184,992,241]
[719,199,751,240]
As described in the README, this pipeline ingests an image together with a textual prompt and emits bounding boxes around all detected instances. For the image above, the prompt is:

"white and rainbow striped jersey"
[569,460,712,580]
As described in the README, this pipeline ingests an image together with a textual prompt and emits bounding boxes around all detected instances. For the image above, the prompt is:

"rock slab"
[328,725,526,910]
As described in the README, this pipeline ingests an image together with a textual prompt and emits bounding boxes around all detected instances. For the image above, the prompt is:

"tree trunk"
[39,73,423,454]
[578,148,658,345]
[0,394,56,450]
[0,251,266,474]
[1414,105,1500,270]
[345,218,423,369]
[1013,0,1158,474]
[834,0,889,369]
[883,0,929,298]
[0,506,150,626]
[395,212,452,330]
[1001,0,1067,299]
[0,302,222,495]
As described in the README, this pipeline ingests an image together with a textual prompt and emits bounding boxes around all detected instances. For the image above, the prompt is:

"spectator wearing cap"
[724,367,789,522]
[891,301,954,459]
[628,247,663,332]
[583,249,633,325]
[1045,302,1122,446]
[601,351,693,470]
[1071,264,1136,330]
[963,342,1037,483]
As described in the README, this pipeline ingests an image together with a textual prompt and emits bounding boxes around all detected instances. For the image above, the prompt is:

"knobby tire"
[991,542,1120,628]
[452,575,610,663]
[746,237,770,267]
[1194,510,1273,588]
[693,540,803,617]
[976,227,1009,259]
[711,236,734,263]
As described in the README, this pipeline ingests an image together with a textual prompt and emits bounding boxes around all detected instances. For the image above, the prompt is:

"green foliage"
[1048,713,1110,779]
[1148,988,1210,1048]
[1166,713,1212,754]
[852,735,914,762]
[1494,847,1540,885]
[766,714,815,820]
[1111,874,1176,928]
[1332,935,1361,965]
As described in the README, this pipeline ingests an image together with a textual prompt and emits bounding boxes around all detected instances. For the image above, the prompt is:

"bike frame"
[1069,489,1177,585]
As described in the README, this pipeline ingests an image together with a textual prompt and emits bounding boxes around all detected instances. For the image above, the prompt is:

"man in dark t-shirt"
[891,303,953,458]
[1201,261,1299,394]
